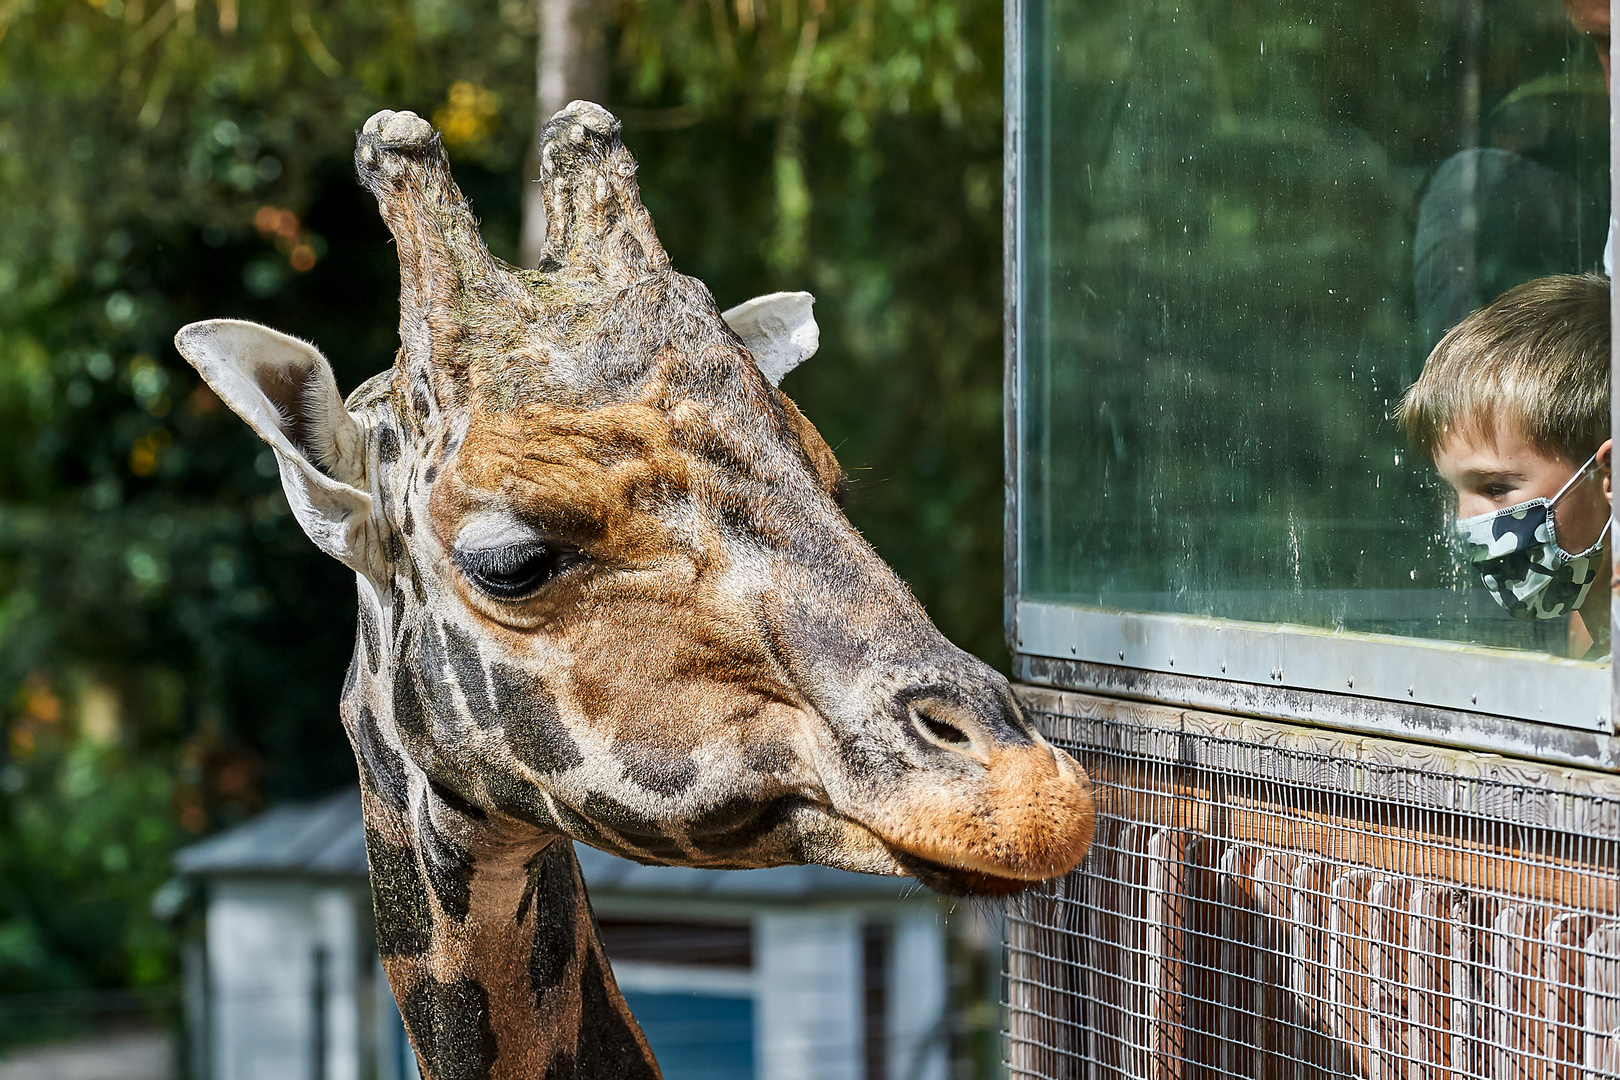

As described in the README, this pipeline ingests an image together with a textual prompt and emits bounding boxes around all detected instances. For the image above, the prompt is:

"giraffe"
[174,103,1095,1080]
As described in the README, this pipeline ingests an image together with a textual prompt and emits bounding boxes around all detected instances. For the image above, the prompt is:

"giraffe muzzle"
[802,673,1098,894]
[875,733,1097,891]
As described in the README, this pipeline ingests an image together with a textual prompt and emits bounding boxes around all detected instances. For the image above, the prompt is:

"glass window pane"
[1020,0,1612,662]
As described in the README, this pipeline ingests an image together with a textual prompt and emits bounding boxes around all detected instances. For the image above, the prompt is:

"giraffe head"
[176,103,1093,896]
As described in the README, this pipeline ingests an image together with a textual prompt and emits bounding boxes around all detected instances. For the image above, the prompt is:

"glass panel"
[1020,0,1613,661]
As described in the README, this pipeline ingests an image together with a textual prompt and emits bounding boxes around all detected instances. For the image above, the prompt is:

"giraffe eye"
[455,542,587,601]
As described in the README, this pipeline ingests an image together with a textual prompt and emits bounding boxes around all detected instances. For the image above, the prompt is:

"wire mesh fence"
[1003,689,1620,1080]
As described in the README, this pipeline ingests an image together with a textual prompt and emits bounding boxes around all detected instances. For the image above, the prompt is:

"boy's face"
[1433,413,1613,554]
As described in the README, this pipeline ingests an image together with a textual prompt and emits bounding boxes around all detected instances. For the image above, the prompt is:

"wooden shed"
[174,788,958,1080]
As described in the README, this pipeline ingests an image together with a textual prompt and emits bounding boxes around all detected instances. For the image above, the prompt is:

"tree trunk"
[521,0,607,268]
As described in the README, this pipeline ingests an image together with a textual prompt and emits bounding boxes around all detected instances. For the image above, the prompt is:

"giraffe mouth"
[793,802,1078,898]
[880,847,1052,898]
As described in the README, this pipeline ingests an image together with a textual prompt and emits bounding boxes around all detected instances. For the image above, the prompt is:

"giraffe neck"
[361,799,662,1080]
[340,539,659,1078]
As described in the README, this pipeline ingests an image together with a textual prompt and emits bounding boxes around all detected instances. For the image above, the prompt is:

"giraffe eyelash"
[453,541,588,601]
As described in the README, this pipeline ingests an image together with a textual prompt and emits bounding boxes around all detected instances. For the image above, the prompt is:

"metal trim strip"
[1003,0,1025,649]
[1015,600,1609,731]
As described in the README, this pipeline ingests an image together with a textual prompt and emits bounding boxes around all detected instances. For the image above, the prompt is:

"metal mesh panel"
[1003,689,1620,1080]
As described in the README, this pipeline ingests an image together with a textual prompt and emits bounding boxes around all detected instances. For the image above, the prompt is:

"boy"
[1397,273,1613,659]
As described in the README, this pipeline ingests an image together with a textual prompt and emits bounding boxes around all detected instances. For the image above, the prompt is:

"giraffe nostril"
[919,715,972,747]
[909,701,991,764]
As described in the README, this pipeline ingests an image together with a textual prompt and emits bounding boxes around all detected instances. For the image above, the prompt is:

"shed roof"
[175,788,923,901]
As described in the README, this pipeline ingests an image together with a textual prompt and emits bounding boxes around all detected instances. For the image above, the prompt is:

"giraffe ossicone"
[176,102,1095,1079]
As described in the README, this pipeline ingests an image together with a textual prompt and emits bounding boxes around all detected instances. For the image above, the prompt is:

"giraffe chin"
[793,818,1071,898]
[882,850,1055,899]
[774,795,1092,899]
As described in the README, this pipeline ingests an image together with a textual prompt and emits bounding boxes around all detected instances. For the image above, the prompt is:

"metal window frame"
[1003,0,1620,769]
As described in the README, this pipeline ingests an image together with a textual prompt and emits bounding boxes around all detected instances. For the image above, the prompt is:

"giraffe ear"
[721,291,819,386]
[175,320,375,571]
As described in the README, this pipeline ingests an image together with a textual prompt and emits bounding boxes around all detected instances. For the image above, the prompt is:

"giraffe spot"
[687,794,783,839]
[490,664,582,774]
[582,792,687,862]
[428,778,487,821]
[354,705,411,816]
[393,656,429,740]
[614,740,697,796]
[403,504,415,536]
[377,424,401,465]
[358,605,382,675]
[416,797,474,922]
[572,948,659,1079]
[397,975,498,1080]
[690,796,798,857]
[549,799,627,859]
[365,830,432,958]
[742,739,794,775]
[519,843,577,995]
[482,767,561,830]
[413,626,471,731]
[424,462,439,484]
[442,622,494,722]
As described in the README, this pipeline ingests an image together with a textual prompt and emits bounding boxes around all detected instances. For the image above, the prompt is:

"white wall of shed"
[888,910,948,1080]
[755,910,863,1080]
[206,879,365,1080]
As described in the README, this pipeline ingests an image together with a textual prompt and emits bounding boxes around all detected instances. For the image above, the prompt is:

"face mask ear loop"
[1550,449,1604,509]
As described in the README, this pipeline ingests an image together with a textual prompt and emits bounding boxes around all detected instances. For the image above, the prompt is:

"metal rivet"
[1471,693,1478,705]
[1346,676,1354,688]
[1168,656,1175,666]
[1220,663,1226,673]
[1118,651,1125,661]
[1407,686,1415,697]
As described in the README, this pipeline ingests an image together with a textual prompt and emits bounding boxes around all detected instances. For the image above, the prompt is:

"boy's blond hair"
[1398,273,1611,464]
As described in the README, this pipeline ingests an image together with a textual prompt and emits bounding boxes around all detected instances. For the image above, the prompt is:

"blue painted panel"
[620,992,754,1080]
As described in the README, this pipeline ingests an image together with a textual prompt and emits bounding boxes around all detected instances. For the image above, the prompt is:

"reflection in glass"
[1019,0,1610,659]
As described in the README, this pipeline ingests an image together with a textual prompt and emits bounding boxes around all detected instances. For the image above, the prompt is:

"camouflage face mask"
[1455,450,1611,621]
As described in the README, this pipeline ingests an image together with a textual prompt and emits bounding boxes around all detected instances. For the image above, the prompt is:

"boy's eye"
[1482,484,1514,500]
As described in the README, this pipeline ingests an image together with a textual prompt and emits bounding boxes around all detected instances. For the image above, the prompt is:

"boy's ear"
[174,320,375,572]
[1601,438,1614,504]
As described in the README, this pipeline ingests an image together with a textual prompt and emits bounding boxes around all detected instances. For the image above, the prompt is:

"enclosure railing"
[1004,687,1620,1079]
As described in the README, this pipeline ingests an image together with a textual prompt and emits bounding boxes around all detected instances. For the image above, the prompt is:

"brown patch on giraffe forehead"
[430,374,844,556]
[432,400,697,563]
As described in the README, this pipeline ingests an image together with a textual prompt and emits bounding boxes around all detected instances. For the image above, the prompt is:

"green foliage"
[0,0,1006,1001]
[0,733,180,1039]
